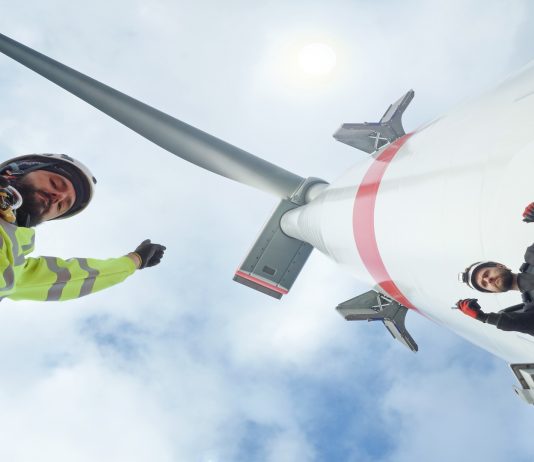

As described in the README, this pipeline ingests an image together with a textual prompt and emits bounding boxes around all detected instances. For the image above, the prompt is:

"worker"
[456,202,534,335]
[0,153,165,302]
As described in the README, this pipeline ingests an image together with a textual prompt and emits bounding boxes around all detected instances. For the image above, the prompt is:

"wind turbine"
[2,33,534,404]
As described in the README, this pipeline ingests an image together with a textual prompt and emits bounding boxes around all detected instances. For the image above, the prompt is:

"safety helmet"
[458,261,499,293]
[0,154,97,220]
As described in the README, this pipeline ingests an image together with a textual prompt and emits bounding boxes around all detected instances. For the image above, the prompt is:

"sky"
[0,1,534,461]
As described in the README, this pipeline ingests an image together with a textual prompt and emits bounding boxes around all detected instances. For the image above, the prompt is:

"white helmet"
[0,153,97,220]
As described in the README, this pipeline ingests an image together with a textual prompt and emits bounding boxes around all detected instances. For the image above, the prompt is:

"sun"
[297,42,337,77]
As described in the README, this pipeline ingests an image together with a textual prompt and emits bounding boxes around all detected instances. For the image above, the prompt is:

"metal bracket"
[511,363,534,405]
[289,177,329,206]
[333,90,414,154]
[336,289,418,352]
[233,175,328,298]
[234,199,313,299]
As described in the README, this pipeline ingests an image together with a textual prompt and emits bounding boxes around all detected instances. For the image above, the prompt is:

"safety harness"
[519,262,534,303]
[499,263,534,314]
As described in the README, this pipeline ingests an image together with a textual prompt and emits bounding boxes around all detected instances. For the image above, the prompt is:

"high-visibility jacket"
[0,219,136,301]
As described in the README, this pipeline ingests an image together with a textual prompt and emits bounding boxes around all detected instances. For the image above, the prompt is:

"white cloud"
[0,1,533,461]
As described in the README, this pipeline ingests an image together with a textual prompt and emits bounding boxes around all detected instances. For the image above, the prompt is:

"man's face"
[12,170,76,225]
[474,264,514,293]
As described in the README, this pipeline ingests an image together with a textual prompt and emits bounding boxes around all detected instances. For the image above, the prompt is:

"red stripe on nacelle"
[353,134,418,310]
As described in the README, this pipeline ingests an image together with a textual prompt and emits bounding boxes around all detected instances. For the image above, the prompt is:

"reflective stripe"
[44,257,71,301]
[20,233,35,253]
[0,235,14,292]
[73,258,100,297]
[0,220,24,265]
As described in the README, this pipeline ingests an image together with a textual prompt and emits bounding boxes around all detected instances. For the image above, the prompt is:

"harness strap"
[520,263,534,303]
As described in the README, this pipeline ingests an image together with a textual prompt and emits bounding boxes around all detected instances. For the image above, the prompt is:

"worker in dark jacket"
[456,202,534,335]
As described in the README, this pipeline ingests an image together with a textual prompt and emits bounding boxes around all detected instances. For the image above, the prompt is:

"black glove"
[133,239,166,269]
[523,202,534,222]
[455,299,487,322]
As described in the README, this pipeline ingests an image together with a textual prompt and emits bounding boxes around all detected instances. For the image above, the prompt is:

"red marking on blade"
[353,134,418,310]
[235,270,288,294]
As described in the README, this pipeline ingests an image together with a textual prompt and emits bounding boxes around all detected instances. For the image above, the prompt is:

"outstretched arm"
[456,299,534,336]
[9,255,136,301]
[7,239,166,302]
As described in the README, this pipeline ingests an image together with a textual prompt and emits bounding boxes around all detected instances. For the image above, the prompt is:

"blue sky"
[1,1,534,461]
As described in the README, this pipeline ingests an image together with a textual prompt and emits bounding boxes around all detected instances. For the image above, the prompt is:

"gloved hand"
[523,202,534,222]
[132,239,166,269]
[456,298,485,320]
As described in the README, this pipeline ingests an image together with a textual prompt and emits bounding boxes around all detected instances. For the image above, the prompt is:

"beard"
[9,177,47,227]
[497,267,514,292]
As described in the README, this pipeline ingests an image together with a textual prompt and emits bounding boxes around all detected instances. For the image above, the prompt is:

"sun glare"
[298,42,337,76]
[259,35,344,96]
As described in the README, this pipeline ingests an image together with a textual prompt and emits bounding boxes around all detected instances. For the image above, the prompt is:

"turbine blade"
[0,33,305,199]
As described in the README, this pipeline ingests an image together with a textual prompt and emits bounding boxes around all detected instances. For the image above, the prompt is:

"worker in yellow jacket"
[0,153,166,302]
